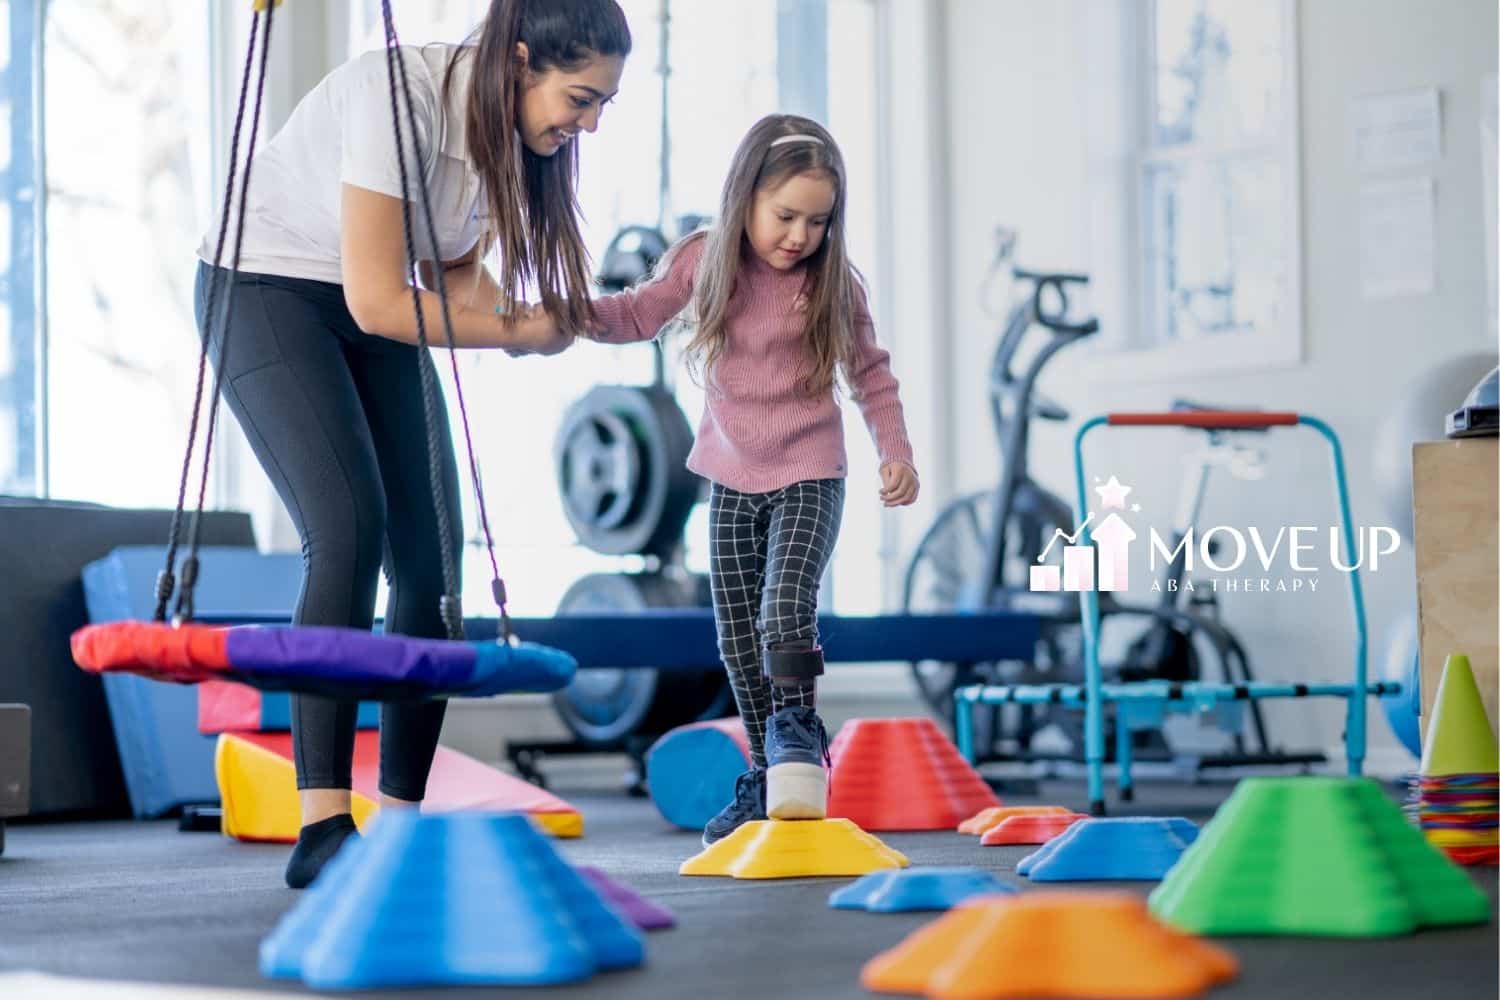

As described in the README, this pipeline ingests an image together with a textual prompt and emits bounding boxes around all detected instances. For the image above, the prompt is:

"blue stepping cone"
[260,831,373,980]
[260,811,645,989]
[829,866,1016,912]
[1017,817,1198,881]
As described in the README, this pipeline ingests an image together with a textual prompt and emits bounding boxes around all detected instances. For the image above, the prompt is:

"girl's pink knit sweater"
[590,237,915,494]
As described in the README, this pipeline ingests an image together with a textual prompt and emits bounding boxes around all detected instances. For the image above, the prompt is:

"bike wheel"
[903,482,1088,757]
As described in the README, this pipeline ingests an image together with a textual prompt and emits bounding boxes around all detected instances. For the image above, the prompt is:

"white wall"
[920,0,1498,768]
[871,1,957,592]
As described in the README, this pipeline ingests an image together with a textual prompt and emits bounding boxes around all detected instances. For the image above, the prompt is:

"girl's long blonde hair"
[683,114,861,397]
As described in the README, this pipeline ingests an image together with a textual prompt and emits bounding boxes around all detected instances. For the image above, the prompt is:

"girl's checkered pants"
[708,478,845,767]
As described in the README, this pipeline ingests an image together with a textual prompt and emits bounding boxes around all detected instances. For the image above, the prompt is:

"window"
[42,0,214,506]
[1128,0,1301,373]
[0,0,42,496]
[0,1,216,504]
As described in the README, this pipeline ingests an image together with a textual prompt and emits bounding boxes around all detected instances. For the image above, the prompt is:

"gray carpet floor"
[0,777,1495,999]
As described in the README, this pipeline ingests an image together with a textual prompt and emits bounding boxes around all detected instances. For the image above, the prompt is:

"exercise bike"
[903,232,1303,769]
[902,232,1097,756]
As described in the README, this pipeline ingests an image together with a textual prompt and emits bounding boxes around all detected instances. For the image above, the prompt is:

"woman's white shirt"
[197,43,486,284]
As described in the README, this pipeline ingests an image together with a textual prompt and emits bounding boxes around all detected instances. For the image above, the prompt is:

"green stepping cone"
[1149,777,1491,937]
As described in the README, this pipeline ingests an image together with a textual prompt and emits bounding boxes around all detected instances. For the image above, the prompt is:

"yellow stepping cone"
[680,818,908,879]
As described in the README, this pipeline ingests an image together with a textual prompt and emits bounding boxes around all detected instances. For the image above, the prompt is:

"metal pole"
[1073,417,1109,814]
[1302,415,1369,777]
[650,0,670,390]
[655,0,670,236]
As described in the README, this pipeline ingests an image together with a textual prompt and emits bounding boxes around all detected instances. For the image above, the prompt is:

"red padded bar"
[1107,411,1298,429]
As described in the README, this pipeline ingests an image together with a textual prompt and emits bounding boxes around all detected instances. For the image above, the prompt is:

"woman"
[194,0,629,888]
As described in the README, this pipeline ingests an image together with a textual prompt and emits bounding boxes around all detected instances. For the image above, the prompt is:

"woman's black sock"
[284,813,358,889]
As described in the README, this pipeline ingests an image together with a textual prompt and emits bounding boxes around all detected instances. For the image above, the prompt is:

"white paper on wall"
[1359,176,1436,299]
[1353,88,1442,171]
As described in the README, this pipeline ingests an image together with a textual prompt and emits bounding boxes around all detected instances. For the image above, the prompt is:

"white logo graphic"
[1029,474,1401,595]
[1031,476,1139,593]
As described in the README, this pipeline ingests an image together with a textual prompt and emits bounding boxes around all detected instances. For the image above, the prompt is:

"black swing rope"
[378,1,512,642]
[157,0,514,645]
[154,6,266,623]
[182,3,280,625]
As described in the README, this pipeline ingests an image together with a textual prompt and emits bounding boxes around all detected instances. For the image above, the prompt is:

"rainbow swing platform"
[72,619,575,701]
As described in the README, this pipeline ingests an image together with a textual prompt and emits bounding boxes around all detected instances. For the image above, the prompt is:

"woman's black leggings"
[194,262,460,801]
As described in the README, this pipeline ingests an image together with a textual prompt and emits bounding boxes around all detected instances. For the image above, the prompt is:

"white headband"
[769,134,824,148]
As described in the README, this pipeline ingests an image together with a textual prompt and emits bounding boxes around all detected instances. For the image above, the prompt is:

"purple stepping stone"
[577,866,676,931]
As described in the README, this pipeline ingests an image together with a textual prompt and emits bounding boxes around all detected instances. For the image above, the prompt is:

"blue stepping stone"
[1017,817,1198,882]
[260,811,645,989]
[829,866,1015,912]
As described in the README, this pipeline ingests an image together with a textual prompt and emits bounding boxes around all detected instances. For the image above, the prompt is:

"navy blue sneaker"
[701,768,767,847]
[765,706,831,819]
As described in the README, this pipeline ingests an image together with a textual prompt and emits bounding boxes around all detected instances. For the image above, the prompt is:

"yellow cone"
[1421,655,1500,777]
[1422,827,1500,847]
[680,818,908,879]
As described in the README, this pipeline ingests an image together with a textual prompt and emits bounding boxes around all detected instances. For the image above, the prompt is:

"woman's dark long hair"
[443,0,630,333]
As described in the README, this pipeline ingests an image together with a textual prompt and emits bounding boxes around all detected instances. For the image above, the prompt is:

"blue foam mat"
[646,725,750,830]
[82,546,377,816]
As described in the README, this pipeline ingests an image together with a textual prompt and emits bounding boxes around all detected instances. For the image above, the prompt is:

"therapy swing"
[72,0,576,701]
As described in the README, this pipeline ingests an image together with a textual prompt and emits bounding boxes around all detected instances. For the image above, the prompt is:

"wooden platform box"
[1412,438,1499,744]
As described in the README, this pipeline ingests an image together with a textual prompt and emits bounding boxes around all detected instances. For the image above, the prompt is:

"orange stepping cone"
[981,812,1086,846]
[829,718,1000,830]
[862,890,1238,999]
[680,818,908,879]
[959,805,1073,836]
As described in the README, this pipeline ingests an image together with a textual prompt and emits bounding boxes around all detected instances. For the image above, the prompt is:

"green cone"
[1149,777,1491,937]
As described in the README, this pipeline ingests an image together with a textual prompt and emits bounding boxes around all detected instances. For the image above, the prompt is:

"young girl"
[581,114,919,844]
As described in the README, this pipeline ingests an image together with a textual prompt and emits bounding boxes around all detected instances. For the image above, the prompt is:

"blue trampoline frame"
[953,411,1401,815]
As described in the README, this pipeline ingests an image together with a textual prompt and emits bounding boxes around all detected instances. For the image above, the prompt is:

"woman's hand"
[879,462,919,507]
[502,304,573,357]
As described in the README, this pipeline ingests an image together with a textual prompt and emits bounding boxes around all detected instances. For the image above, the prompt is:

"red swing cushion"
[72,621,231,683]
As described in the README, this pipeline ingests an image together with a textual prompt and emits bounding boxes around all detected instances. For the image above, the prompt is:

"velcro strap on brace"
[764,645,825,680]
